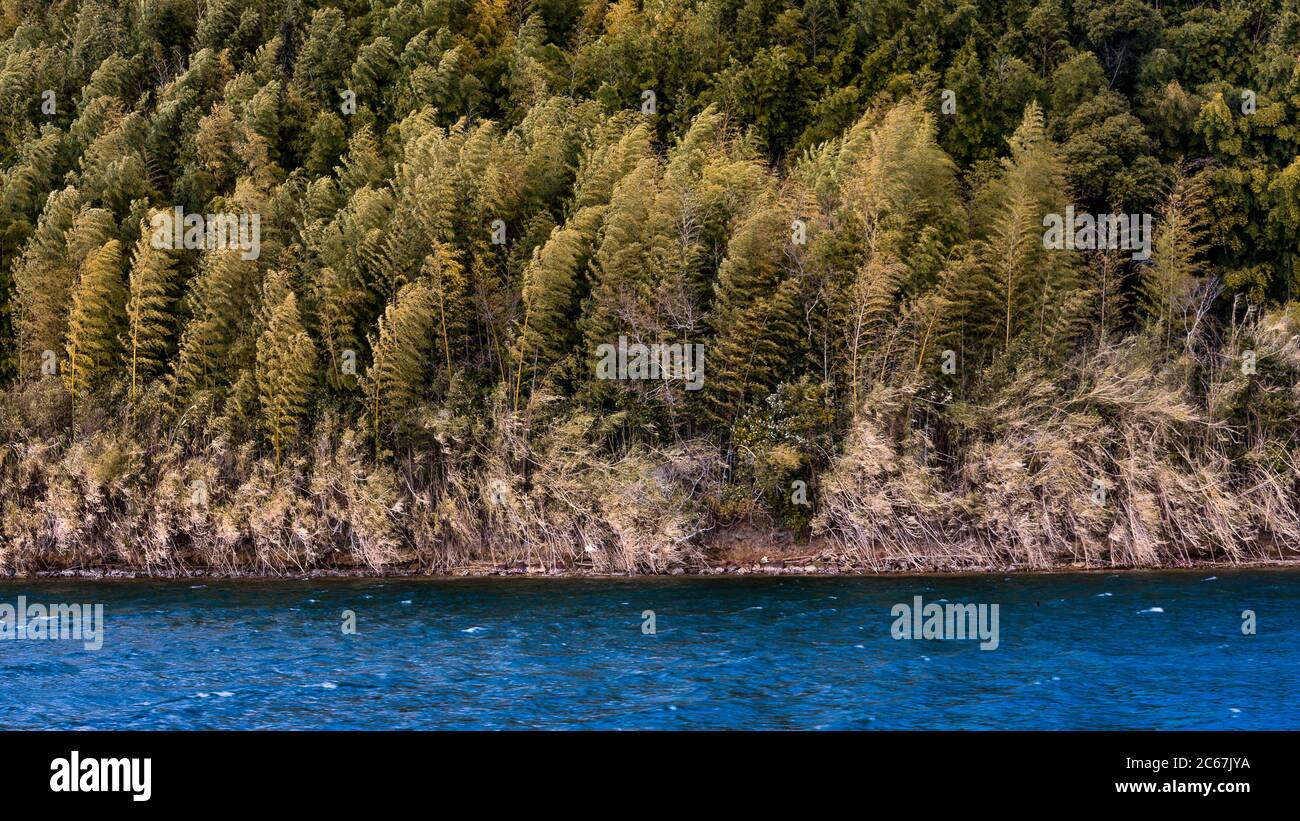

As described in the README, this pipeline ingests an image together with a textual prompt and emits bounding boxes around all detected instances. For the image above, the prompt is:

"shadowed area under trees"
[0,0,1298,574]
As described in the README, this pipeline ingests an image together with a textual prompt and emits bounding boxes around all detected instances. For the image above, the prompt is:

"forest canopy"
[1,0,1298,574]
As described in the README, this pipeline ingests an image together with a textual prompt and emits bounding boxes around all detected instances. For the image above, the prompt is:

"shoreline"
[7,556,1298,581]
[10,526,1297,581]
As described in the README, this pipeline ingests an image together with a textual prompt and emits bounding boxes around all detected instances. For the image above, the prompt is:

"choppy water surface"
[2,571,1297,729]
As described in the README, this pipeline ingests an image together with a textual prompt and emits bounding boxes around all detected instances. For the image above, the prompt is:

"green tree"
[364,279,436,457]
[125,214,178,404]
[256,273,317,468]
[966,102,1081,360]
[513,194,605,408]
[65,239,126,404]
[12,187,81,378]
[424,242,468,381]
[705,194,800,428]
[1141,171,1208,350]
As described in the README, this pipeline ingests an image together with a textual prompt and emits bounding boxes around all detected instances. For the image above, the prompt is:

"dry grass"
[3,311,1296,576]
[0,388,718,574]
[813,310,1300,569]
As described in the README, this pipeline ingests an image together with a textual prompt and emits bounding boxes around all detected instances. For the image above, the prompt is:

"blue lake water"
[2,570,1297,730]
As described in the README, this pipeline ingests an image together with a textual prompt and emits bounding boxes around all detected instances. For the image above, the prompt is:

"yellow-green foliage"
[1,2,1298,573]
[64,239,125,402]
[256,272,316,468]
[125,215,178,403]
[364,277,436,455]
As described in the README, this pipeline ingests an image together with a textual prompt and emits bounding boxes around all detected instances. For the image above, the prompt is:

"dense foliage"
[1,0,1298,573]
